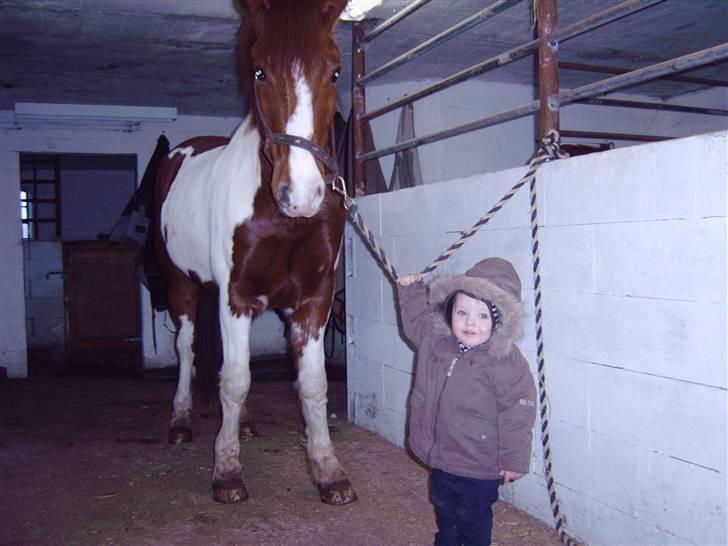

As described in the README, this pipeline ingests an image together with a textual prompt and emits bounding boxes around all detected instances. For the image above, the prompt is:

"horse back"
[156,136,230,204]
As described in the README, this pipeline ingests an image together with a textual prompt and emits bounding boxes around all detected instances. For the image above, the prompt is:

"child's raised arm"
[395,272,430,348]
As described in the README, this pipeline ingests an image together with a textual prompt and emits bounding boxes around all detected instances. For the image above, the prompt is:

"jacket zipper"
[426,353,462,465]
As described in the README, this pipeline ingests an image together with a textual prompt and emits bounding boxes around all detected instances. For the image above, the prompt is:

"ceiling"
[1,0,726,118]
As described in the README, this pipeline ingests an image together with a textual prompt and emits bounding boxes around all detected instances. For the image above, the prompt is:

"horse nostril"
[278,184,291,208]
[316,186,323,198]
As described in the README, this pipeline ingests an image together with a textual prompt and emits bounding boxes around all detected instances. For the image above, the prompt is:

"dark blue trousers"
[431,468,500,546]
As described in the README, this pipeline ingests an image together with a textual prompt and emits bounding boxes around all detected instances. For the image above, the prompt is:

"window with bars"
[20,155,61,240]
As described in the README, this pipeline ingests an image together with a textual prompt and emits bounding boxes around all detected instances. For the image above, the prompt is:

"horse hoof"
[239,421,257,439]
[168,426,193,444]
[318,479,357,505]
[212,478,249,504]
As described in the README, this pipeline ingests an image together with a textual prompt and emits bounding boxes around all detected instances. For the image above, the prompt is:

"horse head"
[239,0,347,218]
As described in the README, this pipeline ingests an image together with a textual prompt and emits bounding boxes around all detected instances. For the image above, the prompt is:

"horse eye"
[254,67,266,81]
[331,69,340,83]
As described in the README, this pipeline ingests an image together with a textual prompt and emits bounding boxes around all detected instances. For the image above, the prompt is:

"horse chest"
[229,223,335,311]
[161,123,262,284]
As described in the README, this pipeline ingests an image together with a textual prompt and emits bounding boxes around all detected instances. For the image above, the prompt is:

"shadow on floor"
[31,348,345,383]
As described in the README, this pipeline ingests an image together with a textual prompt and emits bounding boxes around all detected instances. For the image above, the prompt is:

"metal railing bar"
[575,97,728,117]
[358,42,728,161]
[560,129,672,142]
[362,0,665,122]
[358,0,522,85]
[560,61,728,88]
[360,0,434,45]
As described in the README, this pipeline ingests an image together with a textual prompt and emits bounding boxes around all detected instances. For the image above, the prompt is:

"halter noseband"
[252,79,340,185]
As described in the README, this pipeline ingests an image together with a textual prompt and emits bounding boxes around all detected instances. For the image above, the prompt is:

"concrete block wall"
[345,131,727,545]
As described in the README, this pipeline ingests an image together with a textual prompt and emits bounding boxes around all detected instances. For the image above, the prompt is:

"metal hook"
[330,176,356,211]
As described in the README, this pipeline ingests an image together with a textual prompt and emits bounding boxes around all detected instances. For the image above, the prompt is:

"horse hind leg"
[167,278,199,444]
[239,404,257,439]
[295,324,357,505]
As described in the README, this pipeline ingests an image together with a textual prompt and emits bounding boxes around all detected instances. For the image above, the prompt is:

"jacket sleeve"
[396,280,431,349]
[494,347,537,474]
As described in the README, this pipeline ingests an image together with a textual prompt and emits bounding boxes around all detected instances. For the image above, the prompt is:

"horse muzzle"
[276,179,325,218]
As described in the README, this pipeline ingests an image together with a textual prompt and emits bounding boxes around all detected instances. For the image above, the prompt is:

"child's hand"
[499,470,524,484]
[397,273,424,286]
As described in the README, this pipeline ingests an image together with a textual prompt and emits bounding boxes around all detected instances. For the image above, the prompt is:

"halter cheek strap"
[252,80,339,184]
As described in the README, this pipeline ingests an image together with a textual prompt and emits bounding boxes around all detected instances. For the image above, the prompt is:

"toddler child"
[397,257,537,546]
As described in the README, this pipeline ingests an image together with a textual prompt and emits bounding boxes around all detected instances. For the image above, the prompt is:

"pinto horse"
[155,0,354,505]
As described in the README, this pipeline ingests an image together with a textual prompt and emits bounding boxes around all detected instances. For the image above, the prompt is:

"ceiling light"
[340,0,383,21]
[14,103,177,125]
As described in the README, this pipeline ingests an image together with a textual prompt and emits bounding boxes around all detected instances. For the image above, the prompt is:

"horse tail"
[193,284,223,406]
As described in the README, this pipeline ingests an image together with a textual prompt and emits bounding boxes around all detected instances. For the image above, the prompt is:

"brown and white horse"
[155,0,354,505]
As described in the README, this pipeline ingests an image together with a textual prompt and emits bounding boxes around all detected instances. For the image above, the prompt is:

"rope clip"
[330,175,357,211]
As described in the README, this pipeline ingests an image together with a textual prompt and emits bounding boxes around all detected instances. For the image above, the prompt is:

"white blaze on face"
[284,62,325,216]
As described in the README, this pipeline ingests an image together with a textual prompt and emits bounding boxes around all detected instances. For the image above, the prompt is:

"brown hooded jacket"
[397,257,537,479]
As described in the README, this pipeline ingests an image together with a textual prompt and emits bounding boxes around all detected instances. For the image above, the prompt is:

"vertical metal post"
[537,0,560,138]
[351,22,366,196]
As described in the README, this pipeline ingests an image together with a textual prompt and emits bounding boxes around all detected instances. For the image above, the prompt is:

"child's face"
[451,292,493,347]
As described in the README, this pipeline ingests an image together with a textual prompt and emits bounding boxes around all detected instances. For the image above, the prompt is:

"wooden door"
[63,241,141,356]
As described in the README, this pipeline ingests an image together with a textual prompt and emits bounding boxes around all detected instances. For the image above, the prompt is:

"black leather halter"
[252,79,339,184]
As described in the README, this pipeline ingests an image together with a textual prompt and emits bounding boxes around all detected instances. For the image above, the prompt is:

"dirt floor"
[0,357,561,546]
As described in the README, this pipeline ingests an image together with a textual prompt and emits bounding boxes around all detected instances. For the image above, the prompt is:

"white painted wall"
[58,155,136,241]
[345,131,727,545]
[0,149,27,378]
[23,241,64,350]
[0,110,288,377]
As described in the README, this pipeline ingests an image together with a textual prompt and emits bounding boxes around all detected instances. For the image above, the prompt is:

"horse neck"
[223,112,262,171]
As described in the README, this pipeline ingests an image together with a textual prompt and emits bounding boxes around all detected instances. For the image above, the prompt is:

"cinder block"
[345,234,383,322]
[540,146,648,225]
[541,355,591,432]
[588,433,646,516]
[638,448,727,544]
[382,364,414,416]
[487,227,532,281]
[587,495,687,546]
[588,366,726,472]
[377,407,407,447]
[0,348,28,378]
[380,185,428,237]
[539,292,624,368]
[594,217,724,302]
[353,316,414,374]
[693,132,727,218]
[539,224,595,294]
[621,298,725,387]
[349,355,383,433]
[482,166,533,231]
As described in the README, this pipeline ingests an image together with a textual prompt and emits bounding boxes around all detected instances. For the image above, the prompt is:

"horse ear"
[239,0,271,30]
[322,0,348,30]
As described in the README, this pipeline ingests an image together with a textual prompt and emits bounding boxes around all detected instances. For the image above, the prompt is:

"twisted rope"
[528,141,583,546]
[344,130,563,281]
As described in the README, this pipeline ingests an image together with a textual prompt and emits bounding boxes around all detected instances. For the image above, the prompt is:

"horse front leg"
[293,320,357,505]
[211,304,252,503]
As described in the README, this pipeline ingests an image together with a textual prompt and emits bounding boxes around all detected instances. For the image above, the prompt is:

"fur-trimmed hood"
[428,257,524,357]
